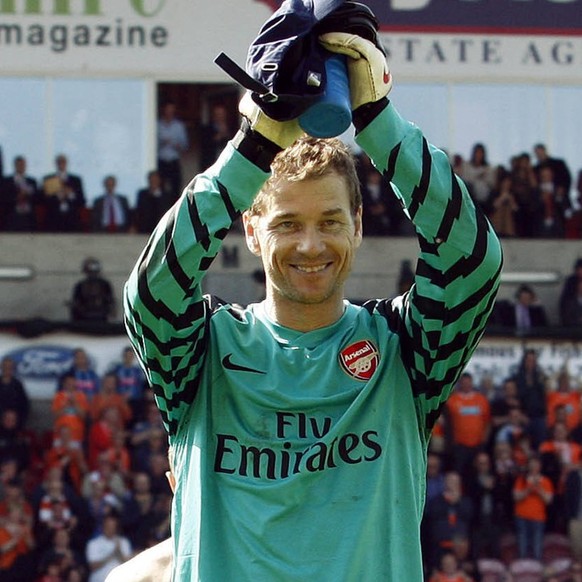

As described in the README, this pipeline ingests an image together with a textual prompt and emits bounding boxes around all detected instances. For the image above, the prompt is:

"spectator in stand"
[1,155,41,232]
[488,167,518,238]
[424,471,474,571]
[69,259,115,324]
[44,424,88,494]
[52,373,89,447]
[86,513,132,582]
[0,409,31,473]
[539,421,581,492]
[134,170,173,235]
[561,277,582,329]
[357,154,393,236]
[465,451,503,560]
[460,142,496,214]
[42,154,86,232]
[492,441,519,531]
[65,348,101,401]
[83,476,122,541]
[157,101,189,201]
[37,528,86,582]
[0,356,30,430]
[87,407,124,471]
[512,454,554,560]
[0,458,20,498]
[114,346,146,424]
[559,258,582,315]
[547,370,582,434]
[0,504,36,581]
[510,152,543,238]
[36,476,80,549]
[102,431,131,483]
[143,452,172,499]
[91,175,132,233]
[561,262,582,326]
[30,466,91,549]
[450,535,480,582]
[565,461,582,562]
[514,348,549,449]
[495,406,527,448]
[198,102,235,172]
[90,374,132,428]
[428,550,474,582]
[120,471,158,551]
[130,401,166,470]
[538,163,572,238]
[533,143,572,205]
[81,454,126,503]
[445,372,491,479]
[540,419,582,534]
[0,478,33,531]
[490,377,522,434]
[426,452,446,503]
[493,284,549,334]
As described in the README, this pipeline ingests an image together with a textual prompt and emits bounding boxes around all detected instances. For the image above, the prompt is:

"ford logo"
[5,345,75,380]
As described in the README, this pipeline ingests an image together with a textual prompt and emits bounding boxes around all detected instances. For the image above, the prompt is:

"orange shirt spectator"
[513,459,554,522]
[87,407,123,470]
[547,389,581,432]
[446,374,491,448]
[44,425,88,493]
[0,506,35,572]
[429,552,474,582]
[51,374,89,444]
[89,373,132,426]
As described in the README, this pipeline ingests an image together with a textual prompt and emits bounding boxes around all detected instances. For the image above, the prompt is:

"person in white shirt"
[86,513,132,582]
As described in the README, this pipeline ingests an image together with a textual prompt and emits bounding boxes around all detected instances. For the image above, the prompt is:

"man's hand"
[239,92,304,150]
[319,33,392,111]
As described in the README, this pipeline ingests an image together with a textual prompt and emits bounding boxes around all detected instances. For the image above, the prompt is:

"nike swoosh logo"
[222,354,266,375]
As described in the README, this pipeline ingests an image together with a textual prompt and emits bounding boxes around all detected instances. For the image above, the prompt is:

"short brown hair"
[248,136,361,216]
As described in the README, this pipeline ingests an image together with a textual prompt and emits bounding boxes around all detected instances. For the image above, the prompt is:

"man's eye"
[277,221,296,230]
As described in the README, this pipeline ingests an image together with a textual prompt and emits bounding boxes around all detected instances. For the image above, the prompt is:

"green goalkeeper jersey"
[124,102,502,581]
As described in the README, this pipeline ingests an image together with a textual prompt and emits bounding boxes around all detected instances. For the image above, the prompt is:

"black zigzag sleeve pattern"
[123,151,266,437]
[356,103,503,442]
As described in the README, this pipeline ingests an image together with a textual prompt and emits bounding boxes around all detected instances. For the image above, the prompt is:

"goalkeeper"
[123,8,503,580]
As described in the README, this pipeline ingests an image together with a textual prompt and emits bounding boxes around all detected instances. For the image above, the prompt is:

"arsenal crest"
[339,340,379,381]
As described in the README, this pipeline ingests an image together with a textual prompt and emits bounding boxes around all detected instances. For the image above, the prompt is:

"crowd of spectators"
[1,336,582,580]
[0,347,171,581]
[1,135,581,239]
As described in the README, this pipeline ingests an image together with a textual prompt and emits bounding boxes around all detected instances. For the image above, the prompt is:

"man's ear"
[242,211,261,257]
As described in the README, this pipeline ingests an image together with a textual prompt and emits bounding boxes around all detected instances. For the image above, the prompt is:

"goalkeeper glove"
[238,92,304,150]
[319,32,392,111]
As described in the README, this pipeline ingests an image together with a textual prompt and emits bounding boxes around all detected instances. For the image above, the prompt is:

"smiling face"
[244,171,362,330]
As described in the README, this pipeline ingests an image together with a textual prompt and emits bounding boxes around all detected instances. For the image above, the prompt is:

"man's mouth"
[293,263,329,273]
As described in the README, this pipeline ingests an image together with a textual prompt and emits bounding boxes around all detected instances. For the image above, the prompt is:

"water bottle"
[299,54,352,139]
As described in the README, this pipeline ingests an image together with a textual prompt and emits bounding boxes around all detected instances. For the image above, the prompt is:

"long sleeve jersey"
[124,101,503,581]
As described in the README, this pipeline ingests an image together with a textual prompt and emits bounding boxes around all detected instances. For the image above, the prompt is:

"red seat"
[509,558,544,582]
[477,558,509,582]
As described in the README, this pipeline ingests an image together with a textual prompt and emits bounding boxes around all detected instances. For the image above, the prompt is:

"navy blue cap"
[214,1,379,121]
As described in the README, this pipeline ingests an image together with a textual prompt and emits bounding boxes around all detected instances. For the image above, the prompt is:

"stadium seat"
[477,558,509,582]
[543,533,572,563]
[544,557,574,581]
[508,558,544,582]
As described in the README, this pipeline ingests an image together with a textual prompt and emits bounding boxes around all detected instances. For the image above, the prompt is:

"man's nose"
[296,226,325,255]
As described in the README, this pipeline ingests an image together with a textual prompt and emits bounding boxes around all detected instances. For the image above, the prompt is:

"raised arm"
[358,101,502,436]
[123,102,303,437]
